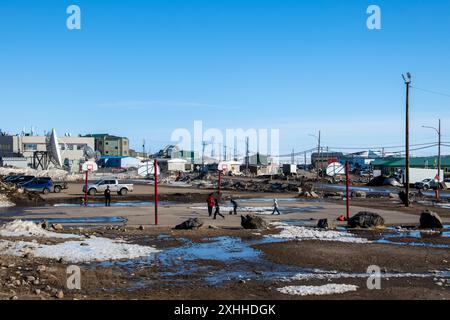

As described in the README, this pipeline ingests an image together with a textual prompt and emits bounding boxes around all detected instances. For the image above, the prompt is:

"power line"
[411,86,450,98]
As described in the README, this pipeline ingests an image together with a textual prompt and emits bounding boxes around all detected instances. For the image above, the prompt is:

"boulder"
[352,190,367,198]
[419,210,443,229]
[241,215,268,230]
[51,224,63,231]
[174,218,204,230]
[348,211,385,229]
[317,219,329,229]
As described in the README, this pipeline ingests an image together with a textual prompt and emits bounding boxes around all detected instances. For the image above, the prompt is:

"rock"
[420,210,443,229]
[175,218,204,230]
[51,224,64,231]
[348,211,385,229]
[41,220,49,230]
[56,290,64,299]
[317,219,329,229]
[388,193,400,199]
[138,225,145,231]
[26,276,36,282]
[208,225,219,229]
[241,215,268,230]
[35,289,41,295]
[352,190,367,198]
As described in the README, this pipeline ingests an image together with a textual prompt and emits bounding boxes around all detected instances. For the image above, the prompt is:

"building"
[0,134,95,170]
[83,134,130,157]
[311,152,344,171]
[371,156,450,178]
[97,156,140,169]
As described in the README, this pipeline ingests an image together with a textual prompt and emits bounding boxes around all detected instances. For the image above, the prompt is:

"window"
[24,144,37,151]
[77,144,86,150]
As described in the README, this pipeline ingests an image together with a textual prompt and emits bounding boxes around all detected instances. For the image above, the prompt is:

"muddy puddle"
[53,201,174,208]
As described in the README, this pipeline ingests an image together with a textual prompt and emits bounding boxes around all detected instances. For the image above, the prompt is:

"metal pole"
[316,131,321,183]
[405,80,410,207]
[437,119,442,200]
[218,170,222,201]
[154,159,158,226]
[346,161,350,220]
[84,170,88,206]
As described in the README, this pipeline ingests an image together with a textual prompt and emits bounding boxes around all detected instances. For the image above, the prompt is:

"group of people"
[206,194,281,218]
[206,194,239,220]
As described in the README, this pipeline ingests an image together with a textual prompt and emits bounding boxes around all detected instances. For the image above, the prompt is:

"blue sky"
[1,0,450,157]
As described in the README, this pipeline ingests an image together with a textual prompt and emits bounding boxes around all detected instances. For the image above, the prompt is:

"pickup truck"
[83,179,133,196]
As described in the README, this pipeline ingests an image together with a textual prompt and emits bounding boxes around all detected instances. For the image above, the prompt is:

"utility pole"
[403,73,412,207]
[201,141,206,173]
[317,131,321,183]
[223,145,227,161]
[291,149,295,165]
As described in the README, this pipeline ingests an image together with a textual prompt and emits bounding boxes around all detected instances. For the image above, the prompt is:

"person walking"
[230,198,238,215]
[214,198,225,219]
[272,198,281,215]
[104,186,111,207]
[207,193,215,217]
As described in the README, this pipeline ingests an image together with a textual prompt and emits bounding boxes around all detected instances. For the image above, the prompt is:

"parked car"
[30,177,68,193]
[20,178,54,194]
[82,179,134,196]
[443,179,450,189]
[414,178,439,190]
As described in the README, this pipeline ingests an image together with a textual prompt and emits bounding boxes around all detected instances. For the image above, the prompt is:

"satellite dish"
[138,161,160,177]
[47,129,63,168]
[83,146,96,160]
[326,162,345,177]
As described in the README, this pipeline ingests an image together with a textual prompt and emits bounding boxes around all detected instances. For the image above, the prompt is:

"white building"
[0,134,95,171]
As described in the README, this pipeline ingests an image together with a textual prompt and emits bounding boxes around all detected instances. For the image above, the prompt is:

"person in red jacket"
[207,193,215,217]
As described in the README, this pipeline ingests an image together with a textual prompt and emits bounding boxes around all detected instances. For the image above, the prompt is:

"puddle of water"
[53,201,173,208]
[240,198,323,204]
[1,216,127,224]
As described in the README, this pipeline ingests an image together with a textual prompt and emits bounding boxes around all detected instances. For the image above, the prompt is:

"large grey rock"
[317,219,329,229]
[241,215,268,230]
[420,210,443,229]
[348,211,385,229]
[175,218,204,230]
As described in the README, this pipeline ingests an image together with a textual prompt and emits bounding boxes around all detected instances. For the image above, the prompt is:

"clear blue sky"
[1,0,450,157]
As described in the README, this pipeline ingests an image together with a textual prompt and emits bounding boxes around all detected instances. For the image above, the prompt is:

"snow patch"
[277,284,358,296]
[281,270,435,282]
[0,237,160,263]
[268,223,370,244]
[0,194,15,208]
[0,220,79,239]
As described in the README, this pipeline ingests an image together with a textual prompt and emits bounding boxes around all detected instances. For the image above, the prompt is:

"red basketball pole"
[345,161,350,220]
[84,170,89,207]
[154,159,158,226]
[218,170,222,201]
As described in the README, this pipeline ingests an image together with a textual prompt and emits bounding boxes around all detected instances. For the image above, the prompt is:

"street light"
[422,119,442,199]
[402,73,411,207]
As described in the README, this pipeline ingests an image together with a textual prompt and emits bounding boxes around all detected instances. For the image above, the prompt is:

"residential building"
[371,156,450,178]
[83,134,130,157]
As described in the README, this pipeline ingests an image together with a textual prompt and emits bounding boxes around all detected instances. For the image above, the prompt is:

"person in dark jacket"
[230,198,238,215]
[207,193,215,217]
[214,198,225,219]
[104,186,112,207]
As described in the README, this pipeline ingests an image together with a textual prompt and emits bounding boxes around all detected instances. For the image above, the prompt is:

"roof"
[372,156,450,167]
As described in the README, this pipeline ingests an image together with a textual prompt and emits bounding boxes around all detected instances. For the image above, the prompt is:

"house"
[371,156,450,178]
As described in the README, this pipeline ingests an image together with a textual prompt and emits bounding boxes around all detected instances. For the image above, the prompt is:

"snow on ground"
[190,206,274,215]
[280,270,437,282]
[0,220,160,263]
[0,220,79,239]
[277,284,359,296]
[268,222,370,244]
[0,237,160,263]
[0,194,15,208]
